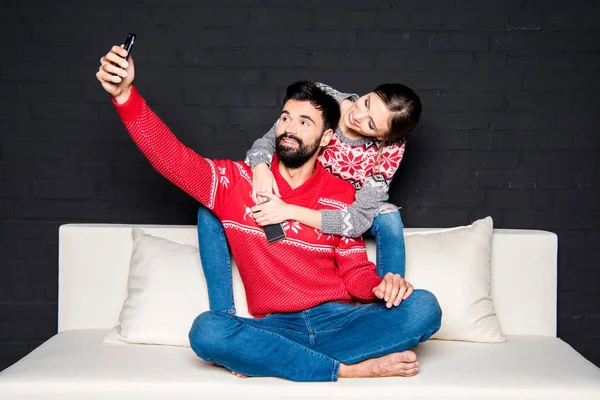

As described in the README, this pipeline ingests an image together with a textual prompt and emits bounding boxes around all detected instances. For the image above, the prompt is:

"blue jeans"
[196,206,236,314]
[189,290,441,382]
[196,204,407,314]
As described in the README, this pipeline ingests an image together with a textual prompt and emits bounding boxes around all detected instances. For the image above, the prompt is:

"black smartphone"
[263,223,286,244]
[122,33,136,58]
[111,33,136,74]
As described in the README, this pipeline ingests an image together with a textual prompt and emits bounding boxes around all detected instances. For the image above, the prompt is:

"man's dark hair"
[283,81,340,133]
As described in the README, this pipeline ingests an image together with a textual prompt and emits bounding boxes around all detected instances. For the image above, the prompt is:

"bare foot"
[208,362,249,378]
[231,371,249,378]
[338,350,419,378]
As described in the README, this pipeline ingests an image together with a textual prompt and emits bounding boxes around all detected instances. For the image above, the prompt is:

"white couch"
[1,224,599,400]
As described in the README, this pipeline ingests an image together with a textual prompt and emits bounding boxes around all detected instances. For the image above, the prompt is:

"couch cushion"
[1,330,599,400]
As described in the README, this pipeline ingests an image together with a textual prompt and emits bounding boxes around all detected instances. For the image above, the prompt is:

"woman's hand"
[251,192,294,226]
[251,163,281,204]
[96,45,135,104]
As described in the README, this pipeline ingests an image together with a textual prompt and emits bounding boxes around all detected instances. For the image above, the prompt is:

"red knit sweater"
[113,86,382,317]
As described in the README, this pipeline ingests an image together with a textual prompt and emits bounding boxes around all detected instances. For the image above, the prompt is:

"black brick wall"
[1,0,599,371]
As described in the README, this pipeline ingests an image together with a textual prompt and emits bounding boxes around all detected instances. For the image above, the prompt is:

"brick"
[313,10,342,28]
[11,199,83,219]
[0,181,30,198]
[505,91,538,110]
[470,131,504,150]
[18,82,86,103]
[558,32,600,52]
[574,131,600,151]
[545,12,579,31]
[421,92,470,111]
[542,55,575,70]
[309,52,343,69]
[342,50,375,69]
[491,32,556,52]
[2,143,68,162]
[246,87,278,107]
[358,31,429,50]
[575,174,600,190]
[574,92,600,110]
[455,150,520,169]
[229,107,278,126]
[0,81,18,102]
[507,14,543,31]
[0,101,29,120]
[471,93,505,110]
[521,152,594,172]
[505,172,537,189]
[539,91,573,110]
[579,11,600,29]
[215,87,244,106]
[375,10,409,29]
[406,52,440,71]
[477,53,507,70]
[32,181,95,200]
[559,292,600,316]
[475,11,511,31]
[2,221,60,239]
[441,54,474,71]
[31,22,98,46]
[501,130,537,149]
[442,13,475,30]
[556,111,598,130]
[419,189,485,208]
[7,320,57,341]
[488,190,537,208]
[31,102,99,122]
[375,52,407,70]
[183,87,211,106]
[407,13,442,30]
[437,130,471,149]
[536,211,600,230]
[491,112,555,130]
[538,130,573,150]
[560,315,600,334]
[537,172,572,190]
[429,33,489,51]
[507,55,541,70]
[454,72,521,90]
[342,11,375,28]
[0,342,42,361]
[0,121,17,141]
[555,192,599,210]
[475,171,505,189]
[501,210,536,228]
[252,49,307,67]
[427,112,488,129]
[296,31,357,49]
[182,49,213,66]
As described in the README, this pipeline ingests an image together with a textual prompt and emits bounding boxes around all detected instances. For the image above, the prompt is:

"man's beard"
[276,132,322,169]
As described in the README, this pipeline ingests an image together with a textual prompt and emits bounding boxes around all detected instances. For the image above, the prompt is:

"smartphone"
[111,33,136,74]
[122,33,136,58]
[263,223,286,244]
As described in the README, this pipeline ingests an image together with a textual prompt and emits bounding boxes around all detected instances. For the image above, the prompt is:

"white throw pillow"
[405,216,504,342]
[103,228,208,347]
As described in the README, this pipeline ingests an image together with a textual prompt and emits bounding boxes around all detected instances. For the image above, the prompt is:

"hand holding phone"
[111,33,136,74]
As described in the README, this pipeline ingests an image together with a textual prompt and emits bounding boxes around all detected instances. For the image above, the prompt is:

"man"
[96,45,441,382]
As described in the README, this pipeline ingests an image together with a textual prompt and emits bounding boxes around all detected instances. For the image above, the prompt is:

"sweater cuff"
[246,152,273,169]
[320,209,345,236]
[112,85,144,122]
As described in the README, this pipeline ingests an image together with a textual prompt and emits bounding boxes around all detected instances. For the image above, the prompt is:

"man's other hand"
[372,273,414,308]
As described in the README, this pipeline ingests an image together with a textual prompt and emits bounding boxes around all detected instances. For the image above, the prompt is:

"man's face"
[275,99,327,169]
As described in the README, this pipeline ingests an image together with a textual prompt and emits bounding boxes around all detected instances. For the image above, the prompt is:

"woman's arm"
[321,176,389,237]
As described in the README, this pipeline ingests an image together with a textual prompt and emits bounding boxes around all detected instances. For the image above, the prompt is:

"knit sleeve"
[113,85,240,213]
[335,238,381,302]
[320,175,389,237]
[245,121,277,169]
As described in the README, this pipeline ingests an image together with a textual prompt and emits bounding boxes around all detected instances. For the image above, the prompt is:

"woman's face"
[343,92,392,140]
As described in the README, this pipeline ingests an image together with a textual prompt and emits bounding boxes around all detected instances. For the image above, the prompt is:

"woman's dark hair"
[283,81,341,133]
[374,83,422,141]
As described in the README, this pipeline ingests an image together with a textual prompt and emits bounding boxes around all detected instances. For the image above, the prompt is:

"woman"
[198,82,422,314]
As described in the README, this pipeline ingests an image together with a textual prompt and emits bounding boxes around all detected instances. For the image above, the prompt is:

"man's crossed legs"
[189,289,441,382]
